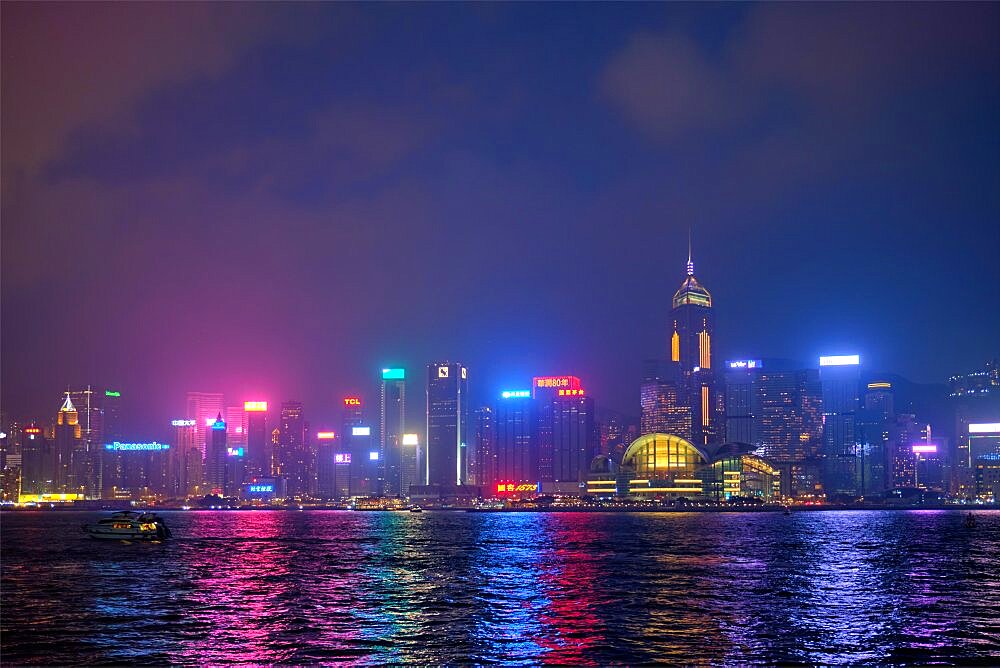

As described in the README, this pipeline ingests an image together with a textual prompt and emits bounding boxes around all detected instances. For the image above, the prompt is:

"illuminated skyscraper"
[551,394,596,484]
[244,401,269,478]
[186,391,224,460]
[473,407,496,491]
[66,386,104,497]
[532,376,582,482]
[278,401,308,497]
[820,355,862,497]
[858,381,894,495]
[170,418,201,497]
[494,392,537,487]
[668,245,718,446]
[379,368,406,496]
[18,425,50,498]
[226,405,248,450]
[205,413,227,494]
[425,362,469,486]
[641,360,691,439]
[54,393,81,494]
[723,359,824,496]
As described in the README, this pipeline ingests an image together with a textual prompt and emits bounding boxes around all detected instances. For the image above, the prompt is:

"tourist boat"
[83,511,171,541]
[409,506,423,513]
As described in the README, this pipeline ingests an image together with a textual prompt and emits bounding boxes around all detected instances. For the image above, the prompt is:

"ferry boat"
[83,511,171,541]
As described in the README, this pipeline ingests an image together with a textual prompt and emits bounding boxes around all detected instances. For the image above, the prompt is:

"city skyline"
[3,3,998,436]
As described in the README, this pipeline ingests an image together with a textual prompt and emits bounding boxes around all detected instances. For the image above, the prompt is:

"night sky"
[3,3,998,438]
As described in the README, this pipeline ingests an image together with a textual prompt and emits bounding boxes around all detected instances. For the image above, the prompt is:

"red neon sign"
[496,481,540,494]
[533,376,582,390]
[343,397,362,407]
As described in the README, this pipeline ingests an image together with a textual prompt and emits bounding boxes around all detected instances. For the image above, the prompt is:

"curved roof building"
[589,433,781,501]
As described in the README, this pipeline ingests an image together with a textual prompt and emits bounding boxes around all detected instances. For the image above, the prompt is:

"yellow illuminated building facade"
[667,246,718,446]
[586,433,781,502]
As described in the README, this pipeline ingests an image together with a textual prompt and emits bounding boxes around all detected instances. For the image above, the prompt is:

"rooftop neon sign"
[171,419,196,427]
[501,390,531,399]
[248,484,274,493]
[212,419,226,430]
[105,441,169,451]
[344,397,362,407]
[382,368,405,380]
[244,401,268,412]
[727,360,762,369]
[558,388,585,397]
[353,426,371,436]
[105,390,121,397]
[334,453,351,464]
[533,376,581,389]
[969,423,1000,434]
[911,444,938,454]
[227,447,244,457]
[316,431,336,440]
[820,355,860,367]
[402,433,419,446]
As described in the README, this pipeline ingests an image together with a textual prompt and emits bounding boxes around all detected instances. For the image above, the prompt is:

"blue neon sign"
[104,441,170,451]
[248,484,274,493]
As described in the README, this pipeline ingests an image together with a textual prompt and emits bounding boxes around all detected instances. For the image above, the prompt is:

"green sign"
[105,390,121,397]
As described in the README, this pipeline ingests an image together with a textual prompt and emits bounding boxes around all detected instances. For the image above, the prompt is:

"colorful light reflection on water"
[2,510,999,664]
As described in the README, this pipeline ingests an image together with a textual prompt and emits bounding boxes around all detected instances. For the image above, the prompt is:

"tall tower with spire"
[668,240,718,446]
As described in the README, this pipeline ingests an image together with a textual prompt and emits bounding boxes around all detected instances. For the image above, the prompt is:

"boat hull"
[86,528,160,540]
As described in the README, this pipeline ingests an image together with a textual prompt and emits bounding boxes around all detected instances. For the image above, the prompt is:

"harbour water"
[2,509,999,664]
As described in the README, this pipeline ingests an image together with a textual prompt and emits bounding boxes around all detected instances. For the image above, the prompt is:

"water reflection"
[2,510,999,665]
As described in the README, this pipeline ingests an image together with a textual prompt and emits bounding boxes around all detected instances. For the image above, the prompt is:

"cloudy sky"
[3,3,998,436]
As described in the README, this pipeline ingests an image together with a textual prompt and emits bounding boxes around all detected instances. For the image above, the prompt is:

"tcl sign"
[343,397,362,407]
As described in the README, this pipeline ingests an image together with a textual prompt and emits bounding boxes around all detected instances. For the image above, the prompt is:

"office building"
[244,401,270,479]
[551,394,596,484]
[667,247,718,447]
[186,392,224,460]
[820,355,862,497]
[379,368,406,496]
[473,407,496,492]
[532,375,582,482]
[205,413,227,494]
[278,401,309,497]
[722,360,823,497]
[494,391,537,488]
[426,362,469,486]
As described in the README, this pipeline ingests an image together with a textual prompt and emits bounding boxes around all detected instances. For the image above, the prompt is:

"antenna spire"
[686,228,694,276]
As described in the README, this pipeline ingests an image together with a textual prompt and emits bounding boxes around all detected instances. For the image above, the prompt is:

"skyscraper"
[244,401,269,479]
[668,246,717,446]
[54,393,81,494]
[820,355,862,497]
[532,375,582,482]
[225,405,248,451]
[723,359,823,497]
[494,391,537,487]
[551,394,596,484]
[205,413,227,494]
[379,368,406,496]
[858,381,894,495]
[641,360,692,439]
[66,386,103,497]
[186,392,224,460]
[278,401,308,497]
[425,362,469,487]
[473,407,496,492]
